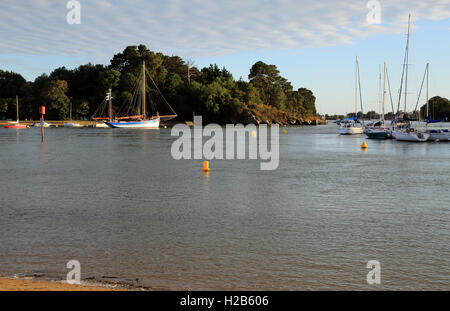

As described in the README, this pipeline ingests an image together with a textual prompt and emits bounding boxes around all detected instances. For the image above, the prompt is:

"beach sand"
[0,277,124,291]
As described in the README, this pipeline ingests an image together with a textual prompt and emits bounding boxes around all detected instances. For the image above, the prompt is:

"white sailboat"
[338,56,364,135]
[394,15,430,142]
[366,63,389,139]
[104,61,176,129]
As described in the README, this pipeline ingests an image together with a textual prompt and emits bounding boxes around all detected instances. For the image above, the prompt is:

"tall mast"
[16,95,19,123]
[404,14,411,114]
[108,88,112,121]
[142,61,146,118]
[426,63,429,119]
[382,62,386,122]
[355,56,358,116]
[378,65,382,118]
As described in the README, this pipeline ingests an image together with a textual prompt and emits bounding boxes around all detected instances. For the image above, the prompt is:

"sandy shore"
[0,277,124,291]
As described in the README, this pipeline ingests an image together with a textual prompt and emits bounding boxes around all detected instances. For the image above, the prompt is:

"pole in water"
[39,106,45,143]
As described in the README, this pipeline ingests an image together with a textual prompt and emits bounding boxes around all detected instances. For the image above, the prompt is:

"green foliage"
[420,96,450,120]
[0,45,318,122]
[43,80,70,120]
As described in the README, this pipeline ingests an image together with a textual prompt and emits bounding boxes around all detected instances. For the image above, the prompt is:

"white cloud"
[0,0,449,62]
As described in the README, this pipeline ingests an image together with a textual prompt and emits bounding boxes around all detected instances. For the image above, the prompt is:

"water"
[0,124,449,290]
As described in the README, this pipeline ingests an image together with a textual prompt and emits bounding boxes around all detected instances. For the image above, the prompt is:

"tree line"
[0,45,317,124]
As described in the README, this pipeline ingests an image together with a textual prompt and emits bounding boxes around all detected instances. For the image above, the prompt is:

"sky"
[0,0,449,115]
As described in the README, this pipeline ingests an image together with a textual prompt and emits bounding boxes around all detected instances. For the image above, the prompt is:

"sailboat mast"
[426,63,429,119]
[355,56,358,116]
[379,65,382,118]
[404,14,411,114]
[16,95,19,123]
[142,61,146,119]
[382,62,386,122]
[108,88,112,121]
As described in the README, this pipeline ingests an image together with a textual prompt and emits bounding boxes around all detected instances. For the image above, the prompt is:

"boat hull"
[105,118,160,129]
[427,130,449,141]
[4,124,27,129]
[366,129,388,139]
[338,126,364,135]
[394,130,430,142]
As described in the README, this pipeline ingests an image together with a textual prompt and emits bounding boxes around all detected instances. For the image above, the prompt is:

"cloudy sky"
[0,0,449,114]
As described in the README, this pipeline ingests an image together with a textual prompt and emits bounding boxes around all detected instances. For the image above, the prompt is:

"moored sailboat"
[4,96,28,129]
[104,61,177,129]
[366,63,389,139]
[393,15,429,142]
[338,56,364,135]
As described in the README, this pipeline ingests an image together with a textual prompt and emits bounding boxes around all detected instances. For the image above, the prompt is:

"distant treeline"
[0,45,317,124]
[326,96,449,121]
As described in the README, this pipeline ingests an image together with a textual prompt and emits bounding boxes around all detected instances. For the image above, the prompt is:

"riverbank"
[0,277,125,291]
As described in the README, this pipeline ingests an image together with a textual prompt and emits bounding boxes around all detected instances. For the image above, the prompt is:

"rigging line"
[397,47,407,115]
[356,58,364,125]
[385,67,395,114]
[145,68,177,116]
[413,65,427,112]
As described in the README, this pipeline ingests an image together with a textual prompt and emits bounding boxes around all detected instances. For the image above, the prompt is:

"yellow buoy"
[361,142,368,149]
[282,129,287,134]
[202,161,210,172]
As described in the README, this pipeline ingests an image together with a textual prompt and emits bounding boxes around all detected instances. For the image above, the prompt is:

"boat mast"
[426,63,429,119]
[142,61,146,119]
[355,56,358,117]
[404,14,411,114]
[108,88,112,121]
[378,65,382,119]
[382,62,386,122]
[16,95,19,123]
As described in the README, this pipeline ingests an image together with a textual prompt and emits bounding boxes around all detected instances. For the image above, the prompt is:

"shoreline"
[0,277,130,291]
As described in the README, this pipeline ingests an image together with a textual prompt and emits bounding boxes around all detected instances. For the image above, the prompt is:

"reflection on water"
[0,125,449,290]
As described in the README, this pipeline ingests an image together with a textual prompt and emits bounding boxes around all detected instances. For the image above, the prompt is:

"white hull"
[93,122,109,128]
[394,130,430,142]
[338,126,364,135]
[106,118,160,129]
[34,122,50,128]
[427,130,449,141]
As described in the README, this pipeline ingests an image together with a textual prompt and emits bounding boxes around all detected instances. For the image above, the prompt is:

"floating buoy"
[251,131,257,138]
[361,142,368,149]
[282,129,287,134]
[202,161,210,172]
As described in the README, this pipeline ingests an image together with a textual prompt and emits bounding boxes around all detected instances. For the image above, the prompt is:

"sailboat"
[4,96,28,129]
[64,101,82,127]
[393,15,430,142]
[366,63,389,139]
[338,56,364,135]
[104,61,177,129]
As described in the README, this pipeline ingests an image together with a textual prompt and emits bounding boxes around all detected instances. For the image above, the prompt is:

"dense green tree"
[42,80,70,120]
[1,45,319,122]
[420,96,449,121]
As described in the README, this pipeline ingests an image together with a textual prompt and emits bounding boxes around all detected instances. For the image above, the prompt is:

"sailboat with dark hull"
[93,61,177,129]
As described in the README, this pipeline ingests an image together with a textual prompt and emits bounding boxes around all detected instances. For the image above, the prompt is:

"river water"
[0,124,449,290]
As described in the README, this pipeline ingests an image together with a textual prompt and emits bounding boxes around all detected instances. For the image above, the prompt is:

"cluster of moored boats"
[338,15,448,143]
[338,118,449,142]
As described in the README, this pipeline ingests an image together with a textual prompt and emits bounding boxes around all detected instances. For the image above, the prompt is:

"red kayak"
[4,124,27,129]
